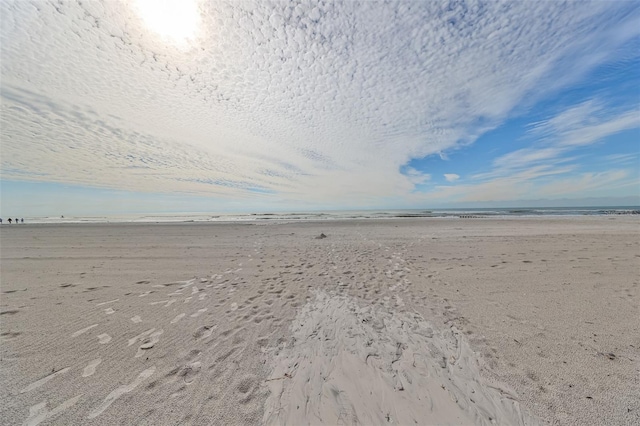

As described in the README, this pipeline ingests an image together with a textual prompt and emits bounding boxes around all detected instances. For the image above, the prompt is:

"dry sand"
[0,217,638,425]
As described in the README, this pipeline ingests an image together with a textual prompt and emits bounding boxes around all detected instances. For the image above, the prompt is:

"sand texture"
[0,217,638,425]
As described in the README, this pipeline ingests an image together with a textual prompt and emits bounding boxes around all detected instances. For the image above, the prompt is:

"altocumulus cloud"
[1,0,638,207]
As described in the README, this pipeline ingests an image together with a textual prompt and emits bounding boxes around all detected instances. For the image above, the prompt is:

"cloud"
[413,166,633,204]
[426,165,576,201]
[528,100,640,148]
[603,153,639,165]
[404,167,431,185]
[444,174,460,182]
[534,170,631,198]
[1,0,639,207]
[416,96,639,204]
[474,100,640,182]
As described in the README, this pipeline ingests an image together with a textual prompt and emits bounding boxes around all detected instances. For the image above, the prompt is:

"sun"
[134,0,200,45]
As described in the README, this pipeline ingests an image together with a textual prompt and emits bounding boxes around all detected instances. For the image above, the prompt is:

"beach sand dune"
[0,217,638,425]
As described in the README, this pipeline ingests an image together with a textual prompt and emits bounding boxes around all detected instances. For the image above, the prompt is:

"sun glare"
[135,0,200,45]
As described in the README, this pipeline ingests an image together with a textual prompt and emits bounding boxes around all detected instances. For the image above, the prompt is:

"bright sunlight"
[134,0,200,45]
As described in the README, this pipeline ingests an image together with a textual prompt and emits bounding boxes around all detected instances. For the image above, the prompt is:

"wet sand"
[0,217,638,425]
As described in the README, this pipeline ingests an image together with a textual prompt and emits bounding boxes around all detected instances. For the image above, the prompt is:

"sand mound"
[264,290,537,425]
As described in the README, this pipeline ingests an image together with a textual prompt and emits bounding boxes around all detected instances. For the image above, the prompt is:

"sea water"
[16,206,640,224]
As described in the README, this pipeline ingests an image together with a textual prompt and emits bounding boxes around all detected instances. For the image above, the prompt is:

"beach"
[0,217,638,425]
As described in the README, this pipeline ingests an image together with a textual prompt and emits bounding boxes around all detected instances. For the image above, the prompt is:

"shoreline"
[2,213,638,226]
[1,217,638,424]
[3,206,639,226]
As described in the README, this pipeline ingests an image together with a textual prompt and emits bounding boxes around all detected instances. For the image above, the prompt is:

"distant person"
[21,218,24,223]
[8,218,12,224]
[0,218,2,224]
[15,218,19,224]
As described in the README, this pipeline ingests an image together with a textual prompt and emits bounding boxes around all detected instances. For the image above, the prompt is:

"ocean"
[12,207,640,224]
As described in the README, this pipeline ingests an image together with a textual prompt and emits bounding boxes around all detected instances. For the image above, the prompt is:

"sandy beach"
[0,217,638,425]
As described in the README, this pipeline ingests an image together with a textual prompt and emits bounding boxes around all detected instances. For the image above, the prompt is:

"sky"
[1,0,639,216]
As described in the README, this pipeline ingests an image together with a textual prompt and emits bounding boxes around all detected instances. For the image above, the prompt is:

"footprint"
[71,324,98,338]
[190,308,207,318]
[230,303,238,311]
[104,308,115,315]
[181,361,202,384]
[95,299,119,306]
[135,330,163,358]
[194,325,217,340]
[139,291,151,297]
[20,367,71,393]
[128,329,155,346]
[178,279,196,289]
[23,395,82,426]
[184,297,192,304]
[97,334,112,344]
[87,366,156,419]
[131,316,142,323]
[82,359,102,377]
[171,314,186,324]
[1,331,21,341]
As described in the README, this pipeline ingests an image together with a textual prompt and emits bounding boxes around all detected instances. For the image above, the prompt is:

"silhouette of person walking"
[8,218,12,224]
[21,218,24,223]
